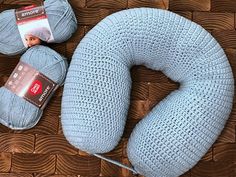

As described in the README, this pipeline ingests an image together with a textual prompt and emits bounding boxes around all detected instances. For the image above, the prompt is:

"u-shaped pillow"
[61,8,234,177]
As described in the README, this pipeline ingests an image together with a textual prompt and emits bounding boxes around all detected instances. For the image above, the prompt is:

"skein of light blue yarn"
[0,45,68,130]
[0,0,77,56]
[61,8,234,177]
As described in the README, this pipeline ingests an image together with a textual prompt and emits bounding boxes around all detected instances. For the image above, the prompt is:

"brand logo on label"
[21,9,40,17]
[39,86,51,102]
[15,5,46,23]
[29,80,42,95]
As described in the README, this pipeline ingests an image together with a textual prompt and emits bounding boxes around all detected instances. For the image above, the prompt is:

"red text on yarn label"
[4,61,58,109]
[15,5,54,48]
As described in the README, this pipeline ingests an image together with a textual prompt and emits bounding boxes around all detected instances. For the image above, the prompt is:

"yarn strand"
[94,154,138,174]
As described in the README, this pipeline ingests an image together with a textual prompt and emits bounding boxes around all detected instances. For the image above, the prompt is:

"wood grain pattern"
[78,150,91,156]
[216,122,235,143]
[3,0,42,5]
[47,44,67,58]
[127,100,150,119]
[191,161,236,177]
[123,119,140,138]
[201,148,213,161]
[0,57,19,76]
[0,173,33,177]
[131,66,173,83]
[0,153,11,172]
[0,75,9,87]
[56,155,100,176]
[130,82,149,100]
[226,48,236,60]
[0,133,34,153]
[53,87,64,98]
[174,11,192,20]
[211,0,236,12]
[57,120,64,135]
[66,27,85,59]
[228,104,236,122]
[87,0,127,9]
[69,0,86,8]
[104,139,123,157]
[66,42,80,60]
[12,154,56,174]
[128,0,168,9]
[34,135,77,155]
[212,30,236,48]
[122,138,128,158]
[101,157,123,176]
[121,158,134,177]
[74,7,120,25]
[84,26,94,34]
[0,4,22,11]
[193,12,234,31]
[44,95,62,116]
[226,48,236,79]
[169,0,210,11]
[179,171,191,177]
[213,143,236,162]
[148,82,178,102]
[16,113,59,135]
[0,124,11,133]
[34,174,78,177]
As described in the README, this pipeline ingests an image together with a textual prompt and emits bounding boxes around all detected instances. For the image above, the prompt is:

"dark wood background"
[0,0,236,176]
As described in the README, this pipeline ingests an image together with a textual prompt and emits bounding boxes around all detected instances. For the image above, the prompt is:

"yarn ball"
[25,27,51,42]
[61,8,234,177]
[0,45,68,130]
[0,0,77,56]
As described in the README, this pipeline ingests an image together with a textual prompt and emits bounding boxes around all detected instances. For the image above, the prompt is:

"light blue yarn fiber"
[61,8,234,177]
[0,45,68,130]
[0,0,77,56]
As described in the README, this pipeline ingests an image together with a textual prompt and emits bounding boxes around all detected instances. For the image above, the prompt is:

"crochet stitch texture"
[61,8,234,177]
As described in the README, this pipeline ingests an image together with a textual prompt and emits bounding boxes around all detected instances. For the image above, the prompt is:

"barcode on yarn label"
[15,4,54,48]
[4,61,58,109]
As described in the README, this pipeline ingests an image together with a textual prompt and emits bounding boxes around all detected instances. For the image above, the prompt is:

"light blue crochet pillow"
[61,8,234,177]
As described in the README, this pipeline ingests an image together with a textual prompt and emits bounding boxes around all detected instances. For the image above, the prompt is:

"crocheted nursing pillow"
[61,8,234,177]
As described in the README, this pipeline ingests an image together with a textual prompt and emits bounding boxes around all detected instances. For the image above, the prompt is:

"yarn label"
[15,5,54,48]
[4,61,58,109]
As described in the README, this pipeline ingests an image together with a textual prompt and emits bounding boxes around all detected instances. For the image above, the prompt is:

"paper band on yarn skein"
[4,61,58,109]
[15,4,54,48]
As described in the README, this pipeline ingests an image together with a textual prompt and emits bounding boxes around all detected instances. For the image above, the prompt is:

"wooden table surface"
[0,0,236,176]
